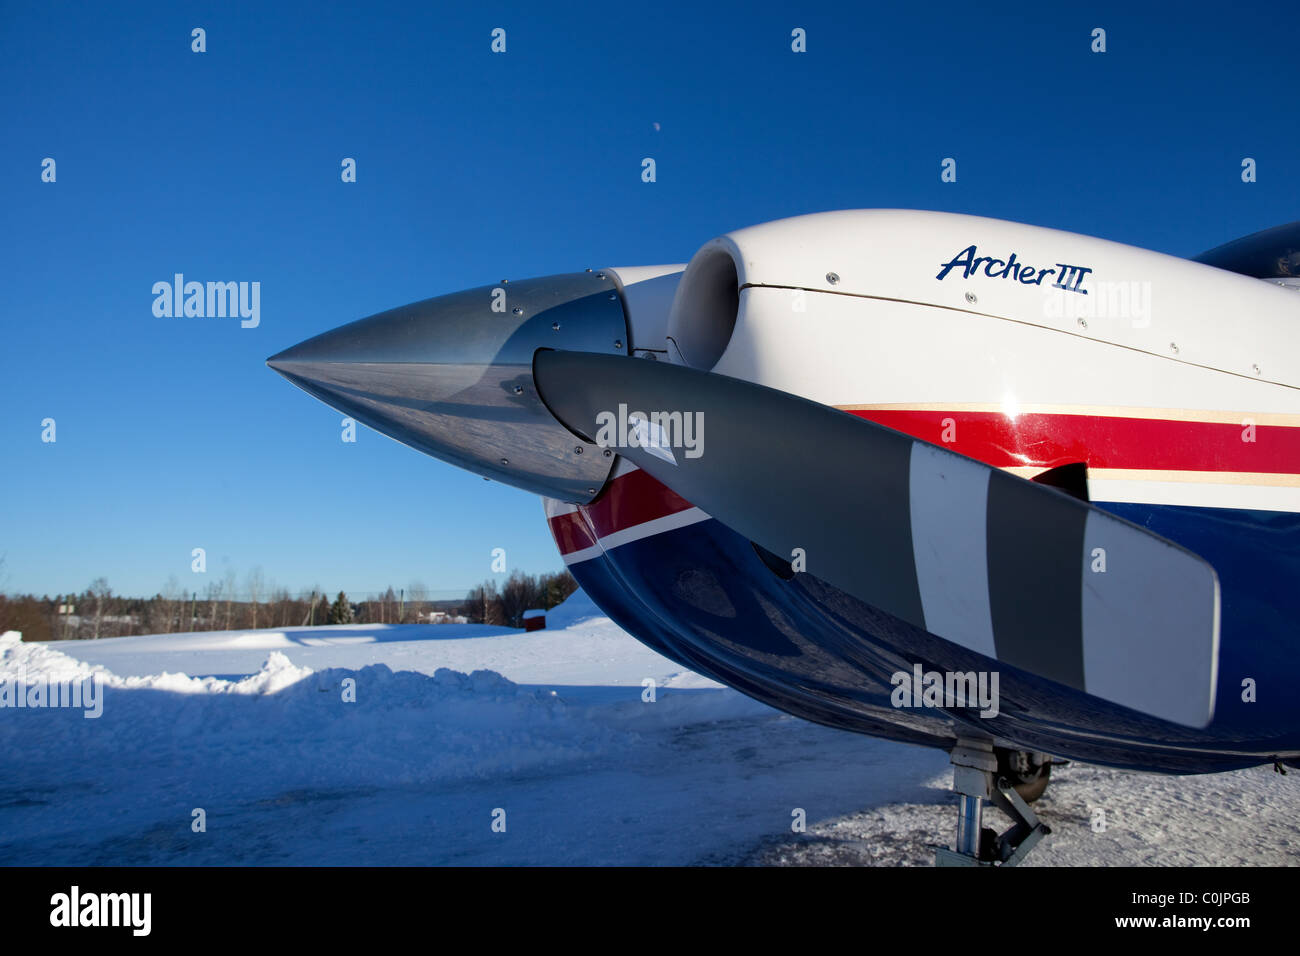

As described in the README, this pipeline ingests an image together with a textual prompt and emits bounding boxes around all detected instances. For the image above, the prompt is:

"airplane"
[268,210,1300,865]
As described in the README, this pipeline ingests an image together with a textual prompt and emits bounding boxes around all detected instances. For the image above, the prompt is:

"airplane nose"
[267,271,628,503]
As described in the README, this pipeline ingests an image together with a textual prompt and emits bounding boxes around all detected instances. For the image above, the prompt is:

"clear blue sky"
[1,1,1294,599]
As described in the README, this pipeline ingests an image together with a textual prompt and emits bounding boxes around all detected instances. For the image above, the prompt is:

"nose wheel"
[998,747,1053,804]
[935,740,1053,867]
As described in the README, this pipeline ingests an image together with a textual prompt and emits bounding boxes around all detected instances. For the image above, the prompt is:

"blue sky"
[1,1,1294,599]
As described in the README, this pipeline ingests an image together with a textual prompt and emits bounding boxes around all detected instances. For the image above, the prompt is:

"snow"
[2,593,1297,865]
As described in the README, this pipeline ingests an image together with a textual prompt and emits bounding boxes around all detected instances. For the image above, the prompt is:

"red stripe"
[548,511,596,555]
[846,410,1300,474]
[549,469,695,556]
[551,409,1300,558]
[583,468,695,538]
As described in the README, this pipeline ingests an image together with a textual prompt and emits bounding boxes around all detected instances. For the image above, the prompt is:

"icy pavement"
[745,761,1298,866]
[2,591,1297,865]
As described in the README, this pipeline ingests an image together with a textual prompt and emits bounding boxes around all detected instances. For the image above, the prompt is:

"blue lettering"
[936,246,1088,294]
[936,245,977,280]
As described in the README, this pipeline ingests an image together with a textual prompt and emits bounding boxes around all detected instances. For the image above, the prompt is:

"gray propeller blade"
[534,349,1220,728]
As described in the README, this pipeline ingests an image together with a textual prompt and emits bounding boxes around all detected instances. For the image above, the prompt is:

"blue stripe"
[565,500,1300,773]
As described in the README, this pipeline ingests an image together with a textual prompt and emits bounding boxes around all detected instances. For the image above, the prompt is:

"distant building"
[425,610,469,625]
[523,609,545,632]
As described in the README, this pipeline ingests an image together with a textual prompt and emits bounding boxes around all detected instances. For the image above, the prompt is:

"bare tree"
[205,579,223,632]
[466,580,503,625]
[161,576,182,634]
[408,580,428,623]
[272,587,291,627]
[245,567,265,629]
[499,570,536,628]
[301,585,323,626]
[89,577,111,639]
[222,567,237,631]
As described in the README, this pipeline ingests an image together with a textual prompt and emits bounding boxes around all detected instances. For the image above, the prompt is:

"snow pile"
[1,629,311,697]
[2,628,108,685]
[1,637,625,795]
[542,588,603,629]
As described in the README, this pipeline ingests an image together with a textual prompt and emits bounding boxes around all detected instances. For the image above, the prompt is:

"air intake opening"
[666,246,739,370]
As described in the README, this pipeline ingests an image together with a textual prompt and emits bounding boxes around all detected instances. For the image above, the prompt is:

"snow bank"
[0,636,626,804]
[1,629,311,697]
[543,588,603,629]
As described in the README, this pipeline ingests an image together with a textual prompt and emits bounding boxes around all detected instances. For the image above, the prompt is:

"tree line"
[0,567,579,642]
[464,570,578,627]
[0,566,577,641]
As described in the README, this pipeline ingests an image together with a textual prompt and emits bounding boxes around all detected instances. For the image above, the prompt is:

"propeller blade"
[534,349,1220,728]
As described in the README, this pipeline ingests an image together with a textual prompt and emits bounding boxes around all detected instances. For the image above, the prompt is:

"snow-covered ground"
[2,590,1296,865]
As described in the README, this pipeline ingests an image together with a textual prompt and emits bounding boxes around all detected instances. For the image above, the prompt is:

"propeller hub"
[268,271,628,502]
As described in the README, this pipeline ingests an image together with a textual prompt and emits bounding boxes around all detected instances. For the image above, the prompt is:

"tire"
[996,749,1052,803]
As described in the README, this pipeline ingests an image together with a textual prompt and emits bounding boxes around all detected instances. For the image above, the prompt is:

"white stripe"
[1089,478,1300,513]
[597,507,710,551]
[558,506,712,565]
[561,543,603,565]
[907,443,997,658]
[1079,510,1220,728]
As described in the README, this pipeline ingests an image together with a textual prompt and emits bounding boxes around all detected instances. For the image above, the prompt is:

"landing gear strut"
[934,739,1052,867]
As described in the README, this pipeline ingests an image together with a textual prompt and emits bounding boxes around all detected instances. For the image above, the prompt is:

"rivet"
[608,293,617,300]
[585,268,593,272]
[603,449,612,458]
[596,272,607,280]
[587,487,596,495]
[965,291,977,305]
[1077,317,1088,329]
[614,339,623,349]
[574,445,583,454]
[500,458,509,465]
[512,307,523,315]
[513,385,523,394]
[1170,342,1179,354]
[552,322,561,331]
[501,279,508,284]
[825,272,839,285]
[1253,364,1262,375]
